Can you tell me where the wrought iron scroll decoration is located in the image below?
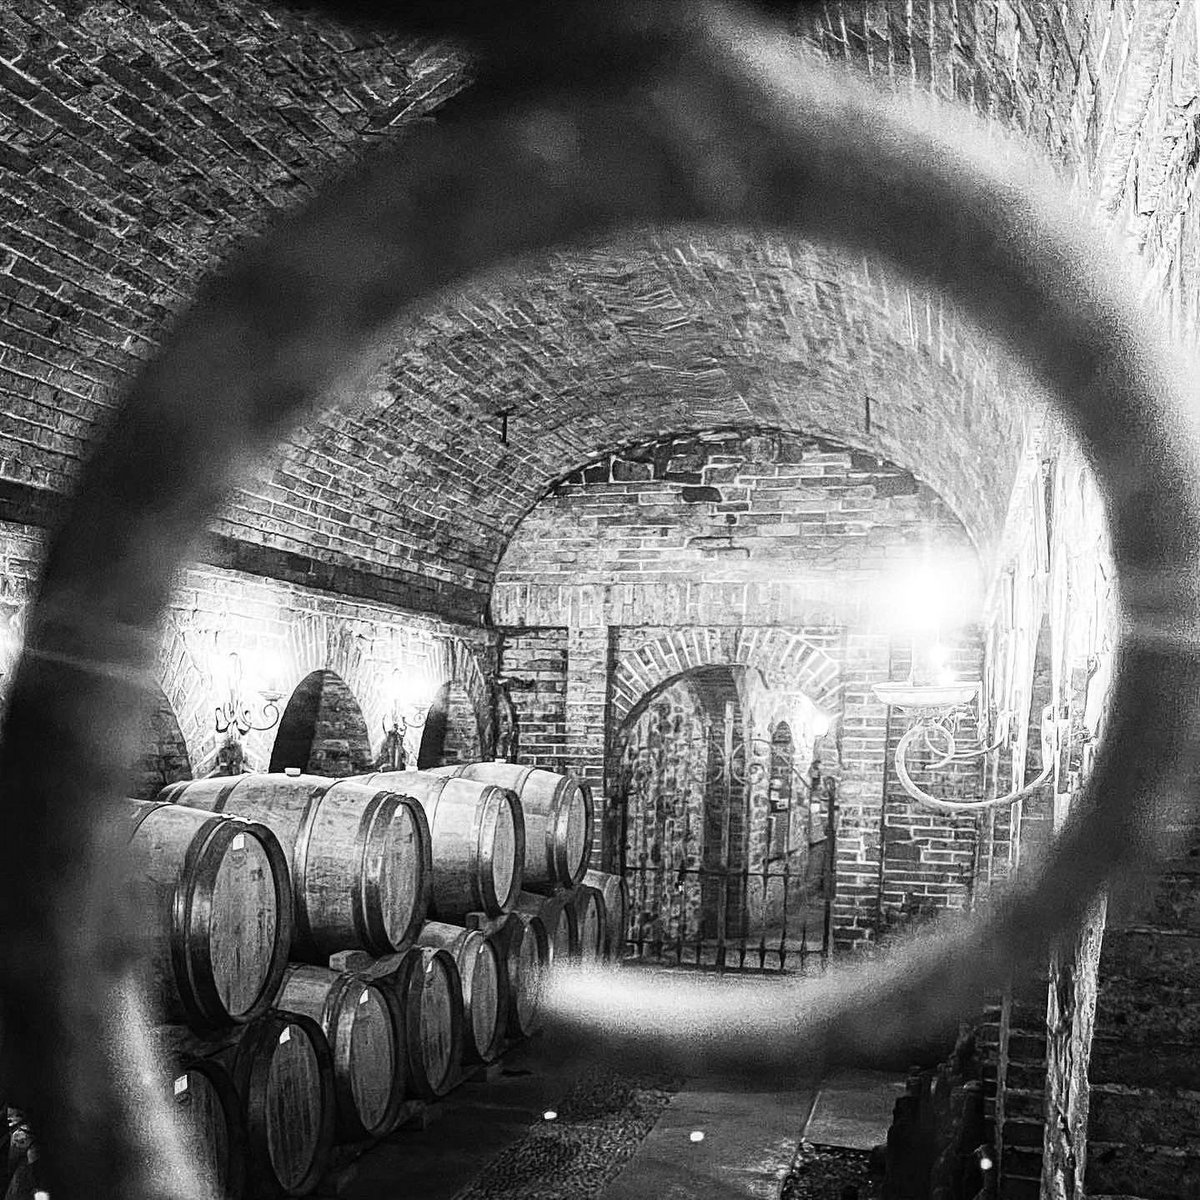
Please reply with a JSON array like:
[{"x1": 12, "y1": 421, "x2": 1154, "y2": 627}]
[{"x1": 0, "y1": 3, "x2": 1198, "y2": 1196}]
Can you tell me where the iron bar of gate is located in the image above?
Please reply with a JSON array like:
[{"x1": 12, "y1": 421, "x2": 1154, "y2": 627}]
[{"x1": 621, "y1": 728, "x2": 835, "y2": 973}]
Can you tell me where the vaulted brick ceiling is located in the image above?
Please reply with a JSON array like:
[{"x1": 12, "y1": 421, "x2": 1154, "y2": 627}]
[
  {"x1": 229, "y1": 233, "x2": 1037, "y2": 612},
  {"x1": 0, "y1": 0, "x2": 1120, "y2": 621}
]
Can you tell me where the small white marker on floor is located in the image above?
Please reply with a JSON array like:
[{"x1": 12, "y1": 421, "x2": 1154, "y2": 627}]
[
  {"x1": 543, "y1": 1110, "x2": 558, "y2": 1121},
  {"x1": 689, "y1": 1131, "x2": 705, "y2": 1143}
]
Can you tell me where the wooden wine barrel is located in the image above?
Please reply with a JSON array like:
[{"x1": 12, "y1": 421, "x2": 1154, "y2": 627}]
[
  {"x1": 429, "y1": 763, "x2": 592, "y2": 894},
  {"x1": 159, "y1": 775, "x2": 432, "y2": 961},
  {"x1": 362, "y1": 945, "x2": 463, "y2": 1099},
  {"x1": 516, "y1": 890, "x2": 577, "y2": 967},
  {"x1": 504, "y1": 911, "x2": 549, "y2": 1038},
  {"x1": 275, "y1": 964, "x2": 405, "y2": 1141},
  {"x1": 583, "y1": 869, "x2": 630, "y2": 961},
  {"x1": 167, "y1": 1057, "x2": 248, "y2": 1200},
  {"x1": 569, "y1": 884, "x2": 607, "y2": 966},
  {"x1": 228, "y1": 1010, "x2": 336, "y2": 1198},
  {"x1": 351, "y1": 771, "x2": 523, "y2": 919},
  {"x1": 123, "y1": 797, "x2": 292, "y2": 1027},
  {"x1": 417, "y1": 920, "x2": 506, "y2": 1064}
]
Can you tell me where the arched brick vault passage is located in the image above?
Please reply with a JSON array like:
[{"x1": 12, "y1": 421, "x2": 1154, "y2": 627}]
[
  {"x1": 249, "y1": 235, "x2": 1038, "y2": 617},
  {"x1": 610, "y1": 628, "x2": 841, "y2": 734},
  {"x1": 0, "y1": 0, "x2": 1170, "y2": 623}
]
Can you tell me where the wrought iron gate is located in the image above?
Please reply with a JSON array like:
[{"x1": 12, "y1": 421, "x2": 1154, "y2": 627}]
[{"x1": 621, "y1": 734, "x2": 837, "y2": 972}]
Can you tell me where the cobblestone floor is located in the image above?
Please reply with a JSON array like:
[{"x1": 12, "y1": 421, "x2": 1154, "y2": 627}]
[
  {"x1": 780, "y1": 1144, "x2": 883, "y2": 1200},
  {"x1": 451, "y1": 1066, "x2": 681, "y2": 1200}
]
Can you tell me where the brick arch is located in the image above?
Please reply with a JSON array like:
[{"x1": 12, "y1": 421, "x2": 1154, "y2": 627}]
[
  {"x1": 414, "y1": 636, "x2": 494, "y2": 759},
  {"x1": 154, "y1": 614, "x2": 215, "y2": 778},
  {"x1": 269, "y1": 668, "x2": 374, "y2": 777},
  {"x1": 127, "y1": 680, "x2": 193, "y2": 800},
  {"x1": 610, "y1": 629, "x2": 840, "y2": 733}
]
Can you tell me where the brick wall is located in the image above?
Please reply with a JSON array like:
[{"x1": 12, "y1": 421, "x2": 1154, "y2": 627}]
[
  {"x1": 0, "y1": 517, "x2": 495, "y2": 788},
  {"x1": 496, "y1": 628, "x2": 569, "y2": 773},
  {"x1": 494, "y1": 430, "x2": 989, "y2": 947},
  {"x1": 0, "y1": 3, "x2": 1055, "y2": 626},
  {"x1": 496, "y1": 430, "x2": 981, "y2": 630},
  {"x1": 879, "y1": 634, "x2": 987, "y2": 930}
]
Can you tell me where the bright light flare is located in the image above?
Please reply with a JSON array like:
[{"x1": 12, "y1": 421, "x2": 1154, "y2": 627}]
[
  {"x1": 878, "y1": 555, "x2": 983, "y2": 634},
  {"x1": 391, "y1": 669, "x2": 437, "y2": 713}
]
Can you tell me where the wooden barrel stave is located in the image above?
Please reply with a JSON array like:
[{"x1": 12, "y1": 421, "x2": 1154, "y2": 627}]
[
  {"x1": 159, "y1": 776, "x2": 431, "y2": 961},
  {"x1": 229, "y1": 1010, "x2": 336, "y2": 1199},
  {"x1": 124, "y1": 797, "x2": 292, "y2": 1028},
  {"x1": 428, "y1": 763, "x2": 593, "y2": 894},
  {"x1": 352, "y1": 771, "x2": 523, "y2": 919},
  {"x1": 416, "y1": 919, "x2": 506, "y2": 1064},
  {"x1": 502, "y1": 911, "x2": 549, "y2": 1038},
  {"x1": 569, "y1": 884, "x2": 607, "y2": 966},
  {"x1": 583, "y1": 868, "x2": 630, "y2": 961},
  {"x1": 167, "y1": 1056, "x2": 248, "y2": 1200},
  {"x1": 275, "y1": 964, "x2": 404, "y2": 1142},
  {"x1": 516, "y1": 890, "x2": 578, "y2": 968},
  {"x1": 359, "y1": 945, "x2": 464, "y2": 1100}
]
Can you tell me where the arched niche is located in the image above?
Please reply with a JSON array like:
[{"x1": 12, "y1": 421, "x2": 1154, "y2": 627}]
[
  {"x1": 268, "y1": 669, "x2": 373, "y2": 777},
  {"x1": 128, "y1": 684, "x2": 192, "y2": 800},
  {"x1": 616, "y1": 664, "x2": 832, "y2": 969},
  {"x1": 416, "y1": 678, "x2": 484, "y2": 770}
]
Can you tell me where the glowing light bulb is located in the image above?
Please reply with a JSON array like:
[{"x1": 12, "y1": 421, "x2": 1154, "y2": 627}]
[
  {"x1": 979, "y1": 1154, "x2": 994, "y2": 1172},
  {"x1": 812, "y1": 712, "x2": 831, "y2": 737},
  {"x1": 543, "y1": 1110, "x2": 558, "y2": 1121},
  {"x1": 689, "y1": 1130, "x2": 705, "y2": 1143}
]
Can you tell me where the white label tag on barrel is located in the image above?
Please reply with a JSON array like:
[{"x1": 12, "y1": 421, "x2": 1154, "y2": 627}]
[
  {"x1": 173, "y1": 1075, "x2": 189, "y2": 1096},
  {"x1": 358, "y1": 989, "x2": 369, "y2": 1004},
  {"x1": 231, "y1": 833, "x2": 245, "y2": 852},
  {"x1": 279, "y1": 1027, "x2": 291, "y2": 1045}
]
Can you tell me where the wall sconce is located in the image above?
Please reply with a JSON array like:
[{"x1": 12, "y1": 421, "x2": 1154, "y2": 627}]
[
  {"x1": 873, "y1": 677, "x2": 1058, "y2": 813},
  {"x1": 379, "y1": 672, "x2": 436, "y2": 771},
  {"x1": 387, "y1": 672, "x2": 435, "y2": 730},
  {"x1": 213, "y1": 648, "x2": 284, "y2": 737}
]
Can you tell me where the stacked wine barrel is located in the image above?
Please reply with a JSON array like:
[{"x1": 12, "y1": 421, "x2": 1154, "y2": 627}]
[
  {"x1": 52, "y1": 762, "x2": 624, "y2": 1198},
  {"x1": 148, "y1": 773, "x2": 459, "y2": 1196}
]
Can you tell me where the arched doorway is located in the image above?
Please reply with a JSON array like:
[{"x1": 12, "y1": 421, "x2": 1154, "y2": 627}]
[
  {"x1": 269, "y1": 670, "x2": 373, "y2": 777},
  {"x1": 615, "y1": 666, "x2": 832, "y2": 971}
]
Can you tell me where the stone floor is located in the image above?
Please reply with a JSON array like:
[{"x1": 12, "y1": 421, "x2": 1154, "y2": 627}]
[{"x1": 334, "y1": 1041, "x2": 900, "y2": 1200}]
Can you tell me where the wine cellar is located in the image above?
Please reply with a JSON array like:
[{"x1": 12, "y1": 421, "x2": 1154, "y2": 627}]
[{"x1": 3, "y1": 2, "x2": 1200, "y2": 1199}]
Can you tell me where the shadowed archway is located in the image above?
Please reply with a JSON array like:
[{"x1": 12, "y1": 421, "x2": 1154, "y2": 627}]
[{"x1": 268, "y1": 669, "x2": 373, "y2": 777}]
